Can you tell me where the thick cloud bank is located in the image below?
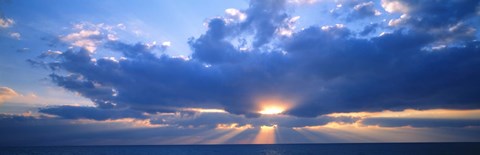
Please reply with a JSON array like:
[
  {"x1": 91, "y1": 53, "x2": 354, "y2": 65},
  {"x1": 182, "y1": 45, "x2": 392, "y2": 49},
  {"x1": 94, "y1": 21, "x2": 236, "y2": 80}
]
[{"x1": 36, "y1": 0, "x2": 480, "y2": 119}]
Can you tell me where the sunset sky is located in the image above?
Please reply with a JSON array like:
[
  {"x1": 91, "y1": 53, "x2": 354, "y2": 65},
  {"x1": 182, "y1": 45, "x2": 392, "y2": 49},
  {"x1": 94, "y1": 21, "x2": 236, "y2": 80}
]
[{"x1": 1, "y1": 0, "x2": 480, "y2": 145}]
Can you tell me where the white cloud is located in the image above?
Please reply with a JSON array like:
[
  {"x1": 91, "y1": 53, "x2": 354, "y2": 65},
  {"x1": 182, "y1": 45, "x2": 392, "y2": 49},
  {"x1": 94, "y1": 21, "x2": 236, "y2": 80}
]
[
  {"x1": 61, "y1": 22, "x2": 128, "y2": 52},
  {"x1": 161, "y1": 41, "x2": 171, "y2": 47},
  {"x1": 354, "y1": 1, "x2": 373, "y2": 10},
  {"x1": 145, "y1": 41, "x2": 157, "y2": 49},
  {"x1": 107, "y1": 34, "x2": 118, "y2": 41},
  {"x1": 225, "y1": 8, "x2": 247, "y2": 22},
  {"x1": 39, "y1": 50, "x2": 63, "y2": 58},
  {"x1": 354, "y1": 1, "x2": 382, "y2": 16},
  {"x1": 9, "y1": 32, "x2": 21, "y2": 40},
  {"x1": 117, "y1": 23, "x2": 126, "y2": 30},
  {"x1": 0, "y1": 17, "x2": 15, "y2": 28},
  {"x1": 61, "y1": 30, "x2": 101, "y2": 52},
  {"x1": 277, "y1": 16, "x2": 301, "y2": 37},
  {"x1": 381, "y1": 0, "x2": 409, "y2": 13},
  {"x1": 62, "y1": 30, "x2": 101, "y2": 41},
  {"x1": 288, "y1": 0, "x2": 318, "y2": 5},
  {"x1": 72, "y1": 39, "x2": 97, "y2": 52},
  {"x1": 321, "y1": 24, "x2": 345, "y2": 30},
  {"x1": 171, "y1": 55, "x2": 191, "y2": 61},
  {"x1": 388, "y1": 14, "x2": 409, "y2": 26}
]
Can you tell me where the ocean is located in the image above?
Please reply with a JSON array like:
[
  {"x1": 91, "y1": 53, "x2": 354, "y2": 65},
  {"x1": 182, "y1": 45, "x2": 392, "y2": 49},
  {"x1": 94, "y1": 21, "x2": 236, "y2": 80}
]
[{"x1": 1, "y1": 143, "x2": 479, "y2": 155}]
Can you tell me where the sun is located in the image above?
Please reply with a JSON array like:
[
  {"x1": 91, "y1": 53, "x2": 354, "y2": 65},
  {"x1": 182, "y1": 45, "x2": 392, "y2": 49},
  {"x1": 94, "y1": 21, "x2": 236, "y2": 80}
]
[
  {"x1": 256, "y1": 97, "x2": 293, "y2": 115},
  {"x1": 259, "y1": 106, "x2": 285, "y2": 115}
]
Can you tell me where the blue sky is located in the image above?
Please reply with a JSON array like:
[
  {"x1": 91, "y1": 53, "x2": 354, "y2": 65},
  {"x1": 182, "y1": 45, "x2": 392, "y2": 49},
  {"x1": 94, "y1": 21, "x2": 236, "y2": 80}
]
[{"x1": 1, "y1": 0, "x2": 480, "y2": 145}]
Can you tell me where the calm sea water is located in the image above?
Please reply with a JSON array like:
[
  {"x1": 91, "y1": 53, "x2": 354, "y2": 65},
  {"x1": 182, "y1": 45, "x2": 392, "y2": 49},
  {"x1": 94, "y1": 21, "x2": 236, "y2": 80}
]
[{"x1": 1, "y1": 143, "x2": 480, "y2": 155}]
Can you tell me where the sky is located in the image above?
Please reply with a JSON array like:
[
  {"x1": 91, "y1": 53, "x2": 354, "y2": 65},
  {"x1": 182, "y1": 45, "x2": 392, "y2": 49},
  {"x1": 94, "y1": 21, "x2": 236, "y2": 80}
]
[{"x1": 0, "y1": 0, "x2": 480, "y2": 146}]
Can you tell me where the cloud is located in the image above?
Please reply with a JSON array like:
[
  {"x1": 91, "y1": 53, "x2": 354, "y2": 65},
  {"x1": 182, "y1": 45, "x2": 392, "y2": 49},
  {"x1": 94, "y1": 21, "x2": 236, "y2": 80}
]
[
  {"x1": 60, "y1": 22, "x2": 123, "y2": 53},
  {"x1": 288, "y1": 0, "x2": 318, "y2": 5},
  {"x1": 38, "y1": 50, "x2": 62, "y2": 59},
  {"x1": 160, "y1": 41, "x2": 171, "y2": 51},
  {"x1": 0, "y1": 114, "x2": 204, "y2": 146},
  {"x1": 61, "y1": 30, "x2": 102, "y2": 52},
  {"x1": 16, "y1": 47, "x2": 29, "y2": 53},
  {"x1": 151, "y1": 112, "x2": 357, "y2": 128},
  {"x1": 330, "y1": 109, "x2": 480, "y2": 128},
  {"x1": 381, "y1": 0, "x2": 409, "y2": 13},
  {"x1": 362, "y1": 118, "x2": 480, "y2": 128},
  {"x1": 225, "y1": 8, "x2": 247, "y2": 22},
  {"x1": 285, "y1": 28, "x2": 480, "y2": 116},
  {"x1": 0, "y1": 16, "x2": 14, "y2": 28},
  {"x1": 359, "y1": 23, "x2": 380, "y2": 36},
  {"x1": 1, "y1": 0, "x2": 480, "y2": 146},
  {"x1": 382, "y1": 0, "x2": 479, "y2": 45},
  {"x1": 39, "y1": 106, "x2": 147, "y2": 121},
  {"x1": 0, "y1": 87, "x2": 18, "y2": 104},
  {"x1": 161, "y1": 41, "x2": 171, "y2": 47},
  {"x1": 355, "y1": 2, "x2": 381, "y2": 14},
  {"x1": 38, "y1": 104, "x2": 356, "y2": 130},
  {"x1": 116, "y1": 23, "x2": 126, "y2": 30},
  {"x1": 9, "y1": 32, "x2": 20, "y2": 40},
  {"x1": 330, "y1": 0, "x2": 382, "y2": 21},
  {"x1": 0, "y1": 111, "x2": 352, "y2": 145},
  {"x1": 1, "y1": 113, "x2": 480, "y2": 146},
  {"x1": 31, "y1": 0, "x2": 480, "y2": 120}
]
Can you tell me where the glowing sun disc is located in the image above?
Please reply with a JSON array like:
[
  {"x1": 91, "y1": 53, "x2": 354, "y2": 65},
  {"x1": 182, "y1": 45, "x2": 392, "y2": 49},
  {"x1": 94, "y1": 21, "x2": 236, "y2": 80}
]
[{"x1": 259, "y1": 106, "x2": 284, "y2": 115}]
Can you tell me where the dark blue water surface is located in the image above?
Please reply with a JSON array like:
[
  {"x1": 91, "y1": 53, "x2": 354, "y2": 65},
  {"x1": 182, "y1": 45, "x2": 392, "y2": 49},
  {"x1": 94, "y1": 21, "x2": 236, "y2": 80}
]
[{"x1": 1, "y1": 143, "x2": 479, "y2": 155}]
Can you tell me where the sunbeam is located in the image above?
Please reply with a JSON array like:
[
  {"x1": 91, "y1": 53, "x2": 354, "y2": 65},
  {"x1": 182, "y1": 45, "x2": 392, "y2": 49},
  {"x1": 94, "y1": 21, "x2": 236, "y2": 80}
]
[
  {"x1": 253, "y1": 125, "x2": 277, "y2": 144},
  {"x1": 207, "y1": 124, "x2": 253, "y2": 144}
]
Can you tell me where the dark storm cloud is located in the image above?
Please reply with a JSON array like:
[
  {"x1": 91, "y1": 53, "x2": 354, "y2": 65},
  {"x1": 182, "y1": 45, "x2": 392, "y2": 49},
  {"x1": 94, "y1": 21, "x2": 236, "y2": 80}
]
[
  {"x1": 285, "y1": 29, "x2": 480, "y2": 116},
  {"x1": 36, "y1": 0, "x2": 480, "y2": 120},
  {"x1": 47, "y1": 46, "x2": 228, "y2": 112},
  {"x1": 39, "y1": 106, "x2": 147, "y2": 121}
]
